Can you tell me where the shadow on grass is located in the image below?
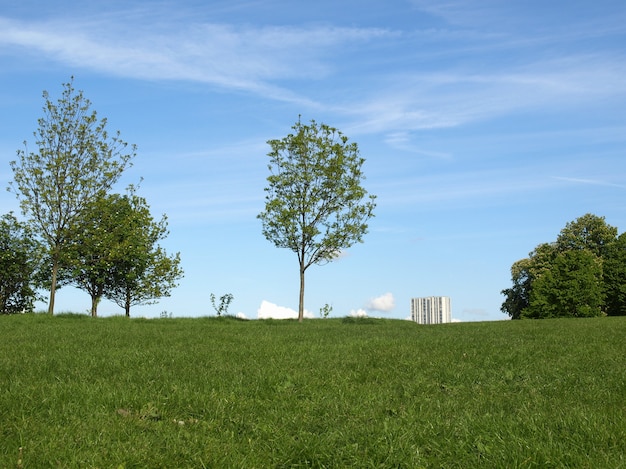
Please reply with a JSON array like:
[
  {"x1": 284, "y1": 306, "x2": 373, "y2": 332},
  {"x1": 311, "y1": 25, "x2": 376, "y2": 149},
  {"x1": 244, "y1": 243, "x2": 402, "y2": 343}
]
[{"x1": 341, "y1": 316, "x2": 381, "y2": 325}]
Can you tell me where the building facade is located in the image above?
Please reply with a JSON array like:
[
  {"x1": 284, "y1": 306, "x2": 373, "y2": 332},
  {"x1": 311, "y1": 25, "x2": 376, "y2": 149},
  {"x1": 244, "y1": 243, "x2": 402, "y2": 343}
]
[{"x1": 410, "y1": 296, "x2": 451, "y2": 324}]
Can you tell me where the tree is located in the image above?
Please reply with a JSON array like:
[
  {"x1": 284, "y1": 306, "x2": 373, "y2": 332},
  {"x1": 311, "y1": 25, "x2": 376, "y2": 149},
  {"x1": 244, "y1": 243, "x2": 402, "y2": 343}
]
[
  {"x1": 107, "y1": 247, "x2": 183, "y2": 317},
  {"x1": 501, "y1": 258, "x2": 532, "y2": 320},
  {"x1": 65, "y1": 193, "x2": 137, "y2": 316},
  {"x1": 101, "y1": 192, "x2": 183, "y2": 317},
  {"x1": 501, "y1": 243, "x2": 556, "y2": 319},
  {"x1": 210, "y1": 293, "x2": 234, "y2": 317},
  {"x1": 0, "y1": 213, "x2": 43, "y2": 314},
  {"x1": 258, "y1": 118, "x2": 376, "y2": 322},
  {"x1": 523, "y1": 250, "x2": 604, "y2": 318},
  {"x1": 9, "y1": 78, "x2": 135, "y2": 314},
  {"x1": 501, "y1": 214, "x2": 619, "y2": 319},
  {"x1": 555, "y1": 213, "x2": 617, "y2": 257},
  {"x1": 603, "y1": 233, "x2": 626, "y2": 316}
]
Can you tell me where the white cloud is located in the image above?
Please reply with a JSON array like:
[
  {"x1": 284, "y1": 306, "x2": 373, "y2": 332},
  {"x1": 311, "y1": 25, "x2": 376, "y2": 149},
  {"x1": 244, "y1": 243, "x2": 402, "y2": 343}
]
[
  {"x1": 366, "y1": 292, "x2": 395, "y2": 312},
  {"x1": 331, "y1": 249, "x2": 350, "y2": 260},
  {"x1": 2, "y1": 9, "x2": 624, "y2": 136},
  {"x1": 0, "y1": 15, "x2": 389, "y2": 106},
  {"x1": 236, "y1": 312, "x2": 248, "y2": 320},
  {"x1": 349, "y1": 309, "x2": 368, "y2": 318},
  {"x1": 257, "y1": 300, "x2": 314, "y2": 320}
]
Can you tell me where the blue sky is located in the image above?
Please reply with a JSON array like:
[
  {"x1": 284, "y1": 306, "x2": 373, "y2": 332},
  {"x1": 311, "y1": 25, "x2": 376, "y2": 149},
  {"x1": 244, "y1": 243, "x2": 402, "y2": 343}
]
[{"x1": 1, "y1": 0, "x2": 625, "y2": 320}]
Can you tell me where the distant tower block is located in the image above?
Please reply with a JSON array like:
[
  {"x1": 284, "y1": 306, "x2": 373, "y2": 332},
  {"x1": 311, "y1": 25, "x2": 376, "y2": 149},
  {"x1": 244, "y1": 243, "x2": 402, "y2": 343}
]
[{"x1": 410, "y1": 296, "x2": 451, "y2": 324}]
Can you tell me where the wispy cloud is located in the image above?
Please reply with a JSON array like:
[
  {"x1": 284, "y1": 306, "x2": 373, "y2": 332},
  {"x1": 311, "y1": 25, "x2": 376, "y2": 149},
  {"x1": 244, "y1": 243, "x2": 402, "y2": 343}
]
[
  {"x1": 373, "y1": 167, "x2": 558, "y2": 209},
  {"x1": 344, "y1": 56, "x2": 626, "y2": 135},
  {"x1": 0, "y1": 15, "x2": 389, "y2": 106},
  {"x1": 1, "y1": 3, "x2": 624, "y2": 139},
  {"x1": 383, "y1": 132, "x2": 452, "y2": 159},
  {"x1": 410, "y1": 0, "x2": 626, "y2": 38},
  {"x1": 553, "y1": 176, "x2": 626, "y2": 190}
]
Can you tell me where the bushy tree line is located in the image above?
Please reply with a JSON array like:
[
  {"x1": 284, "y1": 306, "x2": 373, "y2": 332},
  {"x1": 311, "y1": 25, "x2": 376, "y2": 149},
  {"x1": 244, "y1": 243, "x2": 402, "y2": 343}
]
[
  {"x1": 2, "y1": 79, "x2": 182, "y2": 316},
  {"x1": 501, "y1": 213, "x2": 626, "y2": 319}
]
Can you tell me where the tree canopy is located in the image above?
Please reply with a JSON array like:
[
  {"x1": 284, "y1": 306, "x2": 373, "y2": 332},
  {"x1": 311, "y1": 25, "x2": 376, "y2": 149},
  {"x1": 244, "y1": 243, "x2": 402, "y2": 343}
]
[
  {"x1": 66, "y1": 189, "x2": 183, "y2": 317},
  {"x1": 524, "y1": 250, "x2": 604, "y2": 319},
  {"x1": 555, "y1": 213, "x2": 618, "y2": 257},
  {"x1": 0, "y1": 213, "x2": 43, "y2": 314},
  {"x1": 603, "y1": 233, "x2": 626, "y2": 317},
  {"x1": 502, "y1": 214, "x2": 623, "y2": 319},
  {"x1": 101, "y1": 191, "x2": 183, "y2": 317},
  {"x1": 9, "y1": 79, "x2": 135, "y2": 314},
  {"x1": 258, "y1": 118, "x2": 376, "y2": 321}
]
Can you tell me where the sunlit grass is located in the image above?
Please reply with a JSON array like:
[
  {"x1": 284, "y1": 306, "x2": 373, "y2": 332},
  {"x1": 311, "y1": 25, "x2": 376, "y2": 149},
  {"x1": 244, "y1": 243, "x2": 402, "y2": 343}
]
[{"x1": 1, "y1": 314, "x2": 624, "y2": 467}]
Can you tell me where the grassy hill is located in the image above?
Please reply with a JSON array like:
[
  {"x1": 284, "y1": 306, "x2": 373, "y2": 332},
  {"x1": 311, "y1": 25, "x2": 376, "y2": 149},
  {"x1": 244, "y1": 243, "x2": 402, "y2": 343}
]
[{"x1": 1, "y1": 314, "x2": 624, "y2": 468}]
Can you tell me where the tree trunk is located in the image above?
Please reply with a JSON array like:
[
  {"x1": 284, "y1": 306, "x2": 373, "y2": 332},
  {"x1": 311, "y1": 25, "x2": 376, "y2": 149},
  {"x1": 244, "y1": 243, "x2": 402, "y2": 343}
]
[
  {"x1": 125, "y1": 289, "x2": 131, "y2": 317},
  {"x1": 298, "y1": 264, "x2": 305, "y2": 322},
  {"x1": 48, "y1": 256, "x2": 58, "y2": 315},
  {"x1": 90, "y1": 294, "x2": 99, "y2": 317}
]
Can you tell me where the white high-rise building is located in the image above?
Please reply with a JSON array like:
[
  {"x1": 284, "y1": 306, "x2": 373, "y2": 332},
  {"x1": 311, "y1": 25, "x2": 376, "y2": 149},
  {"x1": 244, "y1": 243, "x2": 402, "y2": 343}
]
[{"x1": 411, "y1": 296, "x2": 451, "y2": 324}]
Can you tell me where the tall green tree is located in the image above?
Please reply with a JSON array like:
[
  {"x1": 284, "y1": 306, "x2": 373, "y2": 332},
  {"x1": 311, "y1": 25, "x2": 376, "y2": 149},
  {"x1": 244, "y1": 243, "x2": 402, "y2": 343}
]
[
  {"x1": 524, "y1": 250, "x2": 604, "y2": 318},
  {"x1": 67, "y1": 190, "x2": 183, "y2": 317},
  {"x1": 502, "y1": 213, "x2": 619, "y2": 319},
  {"x1": 9, "y1": 79, "x2": 135, "y2": 315},
  {"x1": 102, "y1": 192, "x2": 183, "y2": 317},
  {"x1": 0, "y1": 213, "x2": 43, "y2": 314},
  {"x1": 258, "y1": 118, "x2": 376, "y2": 322},
  {"x1": 555, "y1": 213, "x2": 617, "y2": 257},
  {"x1": 501, "y1": 243, "x2": 556, "y2": 319},
  {"x1": 603, "y1": 233, "x2": 626, "y2": 316},
  {"x1": 66, "y1": 193, "x2": 134, "y2": 316},
  {"x1": 107, "y1": 248, "x2": 183, "y2": 318}
]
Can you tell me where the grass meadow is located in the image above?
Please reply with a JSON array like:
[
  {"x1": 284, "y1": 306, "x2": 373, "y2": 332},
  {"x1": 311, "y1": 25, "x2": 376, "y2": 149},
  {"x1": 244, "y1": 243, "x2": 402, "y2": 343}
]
[{"x1": 0, "y1": 314, "x2": 624, "y2": 468}]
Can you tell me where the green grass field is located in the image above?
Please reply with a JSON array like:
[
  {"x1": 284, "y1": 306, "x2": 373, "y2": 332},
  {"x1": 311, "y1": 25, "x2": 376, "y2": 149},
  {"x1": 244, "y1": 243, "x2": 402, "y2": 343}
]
[{"x1": 1, "y1": 314, "x2": 624, "y2": 468}]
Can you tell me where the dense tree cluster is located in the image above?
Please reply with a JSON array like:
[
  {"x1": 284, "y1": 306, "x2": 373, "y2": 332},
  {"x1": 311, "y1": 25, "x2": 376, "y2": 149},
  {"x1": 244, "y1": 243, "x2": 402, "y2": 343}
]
[
  {"x1": 501, "y1": 213, "x2": 626, "y2": 319},
  {"x1": 4, "y1": 79, "x2": 182, "y2": 316},
  {"x1": 63, "y1": 189, "x2": 183, "y2": 317},
  {"x1": 0, "y1": 213, "x2": 44, "y2": 314}
]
